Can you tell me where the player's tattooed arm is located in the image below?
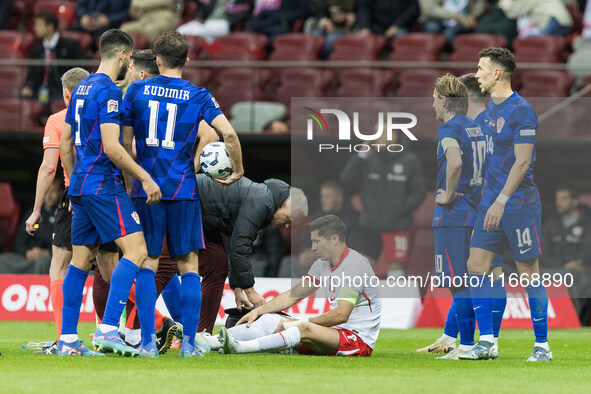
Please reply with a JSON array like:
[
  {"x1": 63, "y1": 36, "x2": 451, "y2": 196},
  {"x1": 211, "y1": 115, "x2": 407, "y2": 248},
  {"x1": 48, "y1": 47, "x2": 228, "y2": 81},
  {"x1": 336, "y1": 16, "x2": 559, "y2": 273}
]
[
  {"x1": 210, "y1": 114, "x2": 244, "y2": 185},
  {"x1": 60, "y1": 123, "x2": 75, "y2": 180},
  {"x1": 101, "y1": 123, "x2": 162, "y2": 204},
  {"x1": 121, "y1": 125, "x2": 136, "y2": 194},
  {"x1": 194, "y1": 120, "x2": 220, "y2": 173},
  {"x1": 484, "y1": 143, "x2": 534, "y2": 231}
]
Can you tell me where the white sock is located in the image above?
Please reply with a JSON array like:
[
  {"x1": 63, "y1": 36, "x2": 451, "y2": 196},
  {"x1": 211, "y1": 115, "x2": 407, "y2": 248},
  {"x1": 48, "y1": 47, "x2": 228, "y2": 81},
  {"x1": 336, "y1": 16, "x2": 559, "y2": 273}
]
[
  {"x1": 479, "y1": 334, "x2": 494, "y2": 343},
  {"x1": 494, "y1": 337, "x2": 498, "y2": 345},
  {"x1": 535, "y1": 341, "x2": 550, "y2": 351},
  {"x1": 238, "y1": 326, "x2": 301, "y2": 354},
  {"x1": 205, "y1": 334, "x2": 221, "y2": 350},
  {"x1": 228, "y1": 313, "x2": 281, "y2": 341},
  {"x1": 388, "y1": 270, "x2": 404, "y2": 278},
  {"x1": 60, "y1": 334, "x2": 78, "y2": 343},
  {"x1": 459, "y1": 344, "x2": 474, "y2": 351},
  {"x1": 98, "y1": 323, "x2": 118, "y2": 333},
  {"x1": 440, "y1": 334, "x2": 456, "y2": 345},
  {"x1": 125, "y1": 328, "x2": 141, "y2": 346}
]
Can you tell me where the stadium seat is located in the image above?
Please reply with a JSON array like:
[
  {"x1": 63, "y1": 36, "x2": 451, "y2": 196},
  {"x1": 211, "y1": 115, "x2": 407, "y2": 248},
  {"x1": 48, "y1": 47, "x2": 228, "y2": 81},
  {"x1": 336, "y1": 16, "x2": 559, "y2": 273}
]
[
  {"x1": 389, "y1": 33, "x2": 446, "y2": 62},
  {"x1": 184, "y1": 35, "x2": 205, "y2": 60},
  {"x1": 451, "y1": 34, "x2": 507, "y2": 56},
  {"x1": 271, "y1": 33, "x2": 325, "y2": 59},
  {"x1": 274, "y1": 84, "x2": 325, "y2": 114},
  {"x1": 0, "y1": 182, "x2": 20, "y2": 252},
  {"x1": 519, "y1": 70, "x2": 575, "y2": 97},
  {"x1": 278, "y1": 68, "x2": 333, "y2": 91},
  {"x1": 395, "y1": 68, "x2": 444, "y2": 97},
  {"x1": 212, "y1": 82, "x2": 267, "y2": 111},
  {"x1": 213, "y1": 68, "x2": 271, "y2": 90},
  {"x1": 182, "y1": 67, "x2": 213, "y2": 87},
  {"x1": 0, "y1": 31, "x2": 35, "y2": 56},
  {"x1": 336, "y1": 68, "x2": 393, "y2": 97},
  {"x1": 331, "y1": 34, "x2": 386, "y2": 57},
  {"x1": 209, "y1": 49, "x2": 259, "y2": 61},
  {"x1": 181, "y1": 0, "x2": 198, "y2": 24},
  {"x1": 0, "y1": 99, "x2": 45, "y2": 131},
  {"x1": 0, "y1": 66, "x2": 27, "y2": 98},
  {"x1": 268, "y1": 48, "x2": 319, "y2": 62},
  {"x1": 209, "y1": 32, "x2": 268, "y2": 60},
  {"x1": 127, "y1": 32, "x2": 150, "y2": 50},
  {"x1": 33, "y1": 0, "x2": 77, "y2": 31},
  {"x1": 61, "y1": 31, "x2": 93, "y2": 53},
  {"x1": 513, "y1": 36, "x2": 569, "y2": 63},
  {"x1": 229, "y1": 101, "x2": 287, "y2": 132},
  {"x1": 51, "y1": 99, "x2": 67, "y2": 114}
]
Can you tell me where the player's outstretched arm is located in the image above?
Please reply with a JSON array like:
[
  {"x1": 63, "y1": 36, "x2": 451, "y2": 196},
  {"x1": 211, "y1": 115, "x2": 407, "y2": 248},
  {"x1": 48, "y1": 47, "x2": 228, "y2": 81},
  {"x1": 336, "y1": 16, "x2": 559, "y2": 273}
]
[
  {"x1": 194, "y1": 120, "x2": 220, "y2": 173},
  {"x1": 210, "y1": 114, "x2": 244, "y2": 185},
  {"x1": 237, "y1": 280, "x2": 318, "y2": 327},
  {"x1": 484, "y1": 143, "x2": 534, "y2": 232},
  {"x1": 101, "y1": 123, "x2": 162, "y2": 204},
  {"x1": 60, "y1": 123, "x2": 75, "y2": 180},
  {"x1": 25, "y1": 148, "x2": 60, "y2": 235},
  {"x1": 436, "y1": 145, "x2": 463, "y2": 205}
]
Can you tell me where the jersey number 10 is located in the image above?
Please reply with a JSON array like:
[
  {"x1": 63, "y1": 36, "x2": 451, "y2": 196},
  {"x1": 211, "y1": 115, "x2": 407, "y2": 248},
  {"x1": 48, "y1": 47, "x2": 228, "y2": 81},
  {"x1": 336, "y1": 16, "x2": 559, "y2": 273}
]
[
  {"x1": 146, "y1": 100, "x2": 178, "y2": 149},
  {"x1": 470, "y1": 140, "x2": 486, "y2": 187}
]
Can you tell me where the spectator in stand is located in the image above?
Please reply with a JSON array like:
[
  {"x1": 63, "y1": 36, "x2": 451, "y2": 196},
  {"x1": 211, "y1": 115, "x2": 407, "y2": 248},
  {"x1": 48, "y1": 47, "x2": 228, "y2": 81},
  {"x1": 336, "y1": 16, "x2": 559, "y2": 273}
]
[
  {"x1": 541, "y1": 184, "x2": 591, "y2": 324},
  {"x1": 262, "y1": 120, "x2": 289, "y2": 134},
  {"x1": 0, "y1": 0, "x2": 13, "y2": 29},
  {"x1": 419, "y1": 0, "x2": 486, "y2": 43},
  {"x1": 475, "y1": 1, "x2": 517, "y2": 48},
  {"x1": 0, "y1": 180, "x2": 62, "y2": 274},
  {"x1": 357, "y1": 0, "x2": 420, "y2": 38},
  {"x1": 177, "y1": 0, "x2": 231, "y2": 43},
  {"x1": 306, "y1": 0, "x2": 358, "y2": 56},
  {"x1": 499, "y1": 0, "x2": 572, "y2": 38},
  {"x1": 299, "y1": 180, "x2": 360, "y2": 273},
  {"x1": 340, "y1": 128, "x2": 426, "y2": 278},
  {"x1": 248, "y1": 0, "x2": 310, "y2": 41},
  {"x1": 121, "y1": 0, "x2": 182, "y2": 45},
  {"x1": 74, "y1": 0, "x2": 132, "y2": 42},
  {"x1": 21, "y1": 11, "x2": 85, "y2": 114}
]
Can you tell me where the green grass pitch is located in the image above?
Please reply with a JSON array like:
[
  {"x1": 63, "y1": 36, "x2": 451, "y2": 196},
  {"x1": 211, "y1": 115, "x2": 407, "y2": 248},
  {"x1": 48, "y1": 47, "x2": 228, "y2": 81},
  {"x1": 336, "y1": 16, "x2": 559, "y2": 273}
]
[{"x1": 1, "y1": 321, "x2": 590, "y2": 393}]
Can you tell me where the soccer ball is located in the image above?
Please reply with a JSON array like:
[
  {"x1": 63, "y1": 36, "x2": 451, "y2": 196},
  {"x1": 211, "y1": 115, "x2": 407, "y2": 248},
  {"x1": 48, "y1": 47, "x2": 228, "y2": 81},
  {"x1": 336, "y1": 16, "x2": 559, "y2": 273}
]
[{"x1": 199, "y1": 142, "x2": 233, "y2": 179}]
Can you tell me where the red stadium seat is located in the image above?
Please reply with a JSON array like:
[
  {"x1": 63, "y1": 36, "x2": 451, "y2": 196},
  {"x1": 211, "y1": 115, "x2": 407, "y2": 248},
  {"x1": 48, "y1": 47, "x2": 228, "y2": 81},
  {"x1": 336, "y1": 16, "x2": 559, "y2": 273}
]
[
  {"x1": 209, "y1": 49, "x2": 259, "y2": 61},
  {"x1": 211, "y1": 82, "x2": 267, "y2": 111},
  {"x1": 512, "y1": 36, "x2": 568, "y2": 63},
  {"x1": 209, "y1": 32, "x2": 268, "y2": 60},
  {"x1": 272, "y1": 33, "x2": 325, "y2": 58},
  {"x1": 51, "y1": 99, "x2": 67, "y2": 114},
  {"x1": 520, "y1": 70, "x2": 575, "y2": 97},
  {"x1": 0, "y1": 99, "x2": 45, "y2": 131},
  {"x1": 213, "y1": 68, "x2": 271, "y2": 90},
  {"x1": 279, "y1": 68, "x2": 333, "y2": 91},
  {"x1": 268, "y1": 50, "x2": 319, "y2": 62},
  {"x1": 0, "y1": 66, "x2": 27, "y2": 99},
  {"x1": 395, "y1": 68, "x2": 444, "y2": 97},
  {"x1": 181, "y1": 0, "x2": 199, "y2": 24},
  {"x1": 184, "y1": 35, "x2": 206, "y2": 61},
  {"x1": 274, "y1": 84, "x2": 325, "y2": 111},
  {"x1": 61, "y1": 31, "x2": 93, "y2": 53},
  {"x1": 182, "y1": 67, "x2": 213, "y2": 87},
  {"x1": 336, "y1": 68, "x2": 393, "y2": 97},
  {"x1": 33, "y1": 0, "x2": 77, "y2": 31},
  {"x1": 0, "y1": 182, "x2": 20, "y2": 253},
  {"x1": 331, "y1": 34, "x2": 386, "y2": 57},
  {"x1": 389, "y1": 33, "x2": 446, "y2": 62},
  {"x1": 127, "y1": 32, "x2": 150, "y2": 49},
  {"x1": 449, "y1": 34, "x2": 507, "y2": 73},
  {"x1": 0, "y1": 31, "x2": 35, "y2": 56}
]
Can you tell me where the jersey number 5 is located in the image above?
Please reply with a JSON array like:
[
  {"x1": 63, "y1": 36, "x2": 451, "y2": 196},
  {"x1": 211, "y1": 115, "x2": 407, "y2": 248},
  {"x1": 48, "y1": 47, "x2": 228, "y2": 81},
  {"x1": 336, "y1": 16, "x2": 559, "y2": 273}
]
[
  {"x1": 74, "y1": 99, "x2": 84, "y2": 146},
  {"x1": 146, "y1": 100, "x2": 178, "y2": 149}
]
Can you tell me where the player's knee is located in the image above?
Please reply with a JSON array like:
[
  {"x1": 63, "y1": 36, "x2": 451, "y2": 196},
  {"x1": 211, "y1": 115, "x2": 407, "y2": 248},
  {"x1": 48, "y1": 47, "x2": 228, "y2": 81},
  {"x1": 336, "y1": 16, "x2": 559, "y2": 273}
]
[
  {"x1": 124, "y1": 245, "x2": 148, "y2": 265},
  {"x1": 297, "y1": 322, "x2": 313, "y2": 339}
]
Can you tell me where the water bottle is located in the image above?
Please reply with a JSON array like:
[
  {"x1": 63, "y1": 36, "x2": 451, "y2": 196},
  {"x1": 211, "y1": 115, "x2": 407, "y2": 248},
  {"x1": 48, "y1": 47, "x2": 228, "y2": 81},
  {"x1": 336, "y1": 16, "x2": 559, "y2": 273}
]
[{"x1": 22, "y1": 341, "x2": 53, "y2": 349}]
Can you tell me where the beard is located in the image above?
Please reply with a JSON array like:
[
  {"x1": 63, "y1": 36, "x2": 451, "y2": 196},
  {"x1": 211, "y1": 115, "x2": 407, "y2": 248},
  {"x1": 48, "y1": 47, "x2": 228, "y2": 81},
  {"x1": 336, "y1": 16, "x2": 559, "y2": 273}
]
[{"x1": 117, "y1": 59, "x2": 129, "y2": 81}]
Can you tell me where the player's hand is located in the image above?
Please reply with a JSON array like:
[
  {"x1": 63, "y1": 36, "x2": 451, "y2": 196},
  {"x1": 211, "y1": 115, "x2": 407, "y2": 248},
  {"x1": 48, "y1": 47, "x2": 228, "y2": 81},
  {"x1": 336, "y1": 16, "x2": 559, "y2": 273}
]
[
  {"x1": 214, "y1": 170, "x2": 243, "y2": 186},
  {"x1": 237, "y1": 308, "x2": 260, "y2": 327},
  {"x1": 68, "y1": 200, "x2": 73, "y2": 213},
  {"x1": 142, "y1": 178, "x2": 161, "y2": 205},
  {"x1": 234, "y1": 288, "x2": 254, "y2": 311},
  {"x1": 435, "y1": 188, "x2": 463, "y2": 205},
  {"x1": 244, "y1": 287, "x2": 266, "y2": 308},
  {"x1": 484, "y1": 202, "x2": 504, "y2": 232},
  {"x1": 25, "y1": 211, "x2": 41, "y2": 235}
]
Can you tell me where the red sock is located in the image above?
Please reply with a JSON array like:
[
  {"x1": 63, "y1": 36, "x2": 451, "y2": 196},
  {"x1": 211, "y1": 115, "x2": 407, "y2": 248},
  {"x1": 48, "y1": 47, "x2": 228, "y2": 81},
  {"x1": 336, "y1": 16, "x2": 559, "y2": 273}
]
[
  {"x1": 155, "y1": 309, "x2": 165, "y2": 330},
  {"x1": 126, "y1": 284, "x2": 137, "y2": 329},
  {"x1": 50, "y1": 279, "x2": 64, "y2": 340}
]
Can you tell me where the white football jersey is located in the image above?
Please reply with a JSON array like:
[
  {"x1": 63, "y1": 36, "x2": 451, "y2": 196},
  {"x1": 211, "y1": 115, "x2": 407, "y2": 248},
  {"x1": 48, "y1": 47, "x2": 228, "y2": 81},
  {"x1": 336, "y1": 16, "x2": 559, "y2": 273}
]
[{"x1": 307, "y1": 247, "x2": 382, "y2": 349}]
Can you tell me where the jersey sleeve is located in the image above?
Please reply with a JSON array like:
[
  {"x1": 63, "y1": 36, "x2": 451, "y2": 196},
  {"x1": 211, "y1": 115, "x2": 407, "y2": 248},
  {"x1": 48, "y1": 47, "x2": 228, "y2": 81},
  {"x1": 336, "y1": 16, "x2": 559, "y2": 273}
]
[
  {"x1": 198, "y1": 89, "x2": 224, "y2": 125},
  {"x1": 43, "y1": 114, "x2": 62, "y2": 150},
  {"x1": 511, "y1": 105, "x2": 537, "y2": 144},
  {"x1": 122, "y1": 82, "x2": 139, "y2": 127},
  {"x1": 438, "y1": 124, "x2": 461, "y2": 153},
  {"x1": 99, "y1": 86, "x2": 124, "y2": 125}
]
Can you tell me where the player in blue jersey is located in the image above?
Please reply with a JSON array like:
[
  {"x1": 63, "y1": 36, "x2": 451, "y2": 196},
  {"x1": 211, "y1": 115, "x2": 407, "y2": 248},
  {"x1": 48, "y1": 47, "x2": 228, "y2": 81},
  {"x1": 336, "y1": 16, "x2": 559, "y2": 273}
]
[
  {"x1": 459, "y1": 48, "x2": 551, "y2": 361},
  {"x1": 122, "y1": 31, "x2": 244, "y2": 357},
  {"x1": 58, "y1": 29, "x2": 162, "y2": 357}
]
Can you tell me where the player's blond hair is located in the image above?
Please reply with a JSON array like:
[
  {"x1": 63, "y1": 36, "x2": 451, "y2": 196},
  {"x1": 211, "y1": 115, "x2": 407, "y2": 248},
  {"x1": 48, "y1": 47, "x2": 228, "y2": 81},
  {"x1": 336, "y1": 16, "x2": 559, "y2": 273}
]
[
  {"x1": 435, "y1": 73, "x2": 469, "y2": 116},
  {"x1": 61, "y1": 67, "x2": 90, "y2": 93}
]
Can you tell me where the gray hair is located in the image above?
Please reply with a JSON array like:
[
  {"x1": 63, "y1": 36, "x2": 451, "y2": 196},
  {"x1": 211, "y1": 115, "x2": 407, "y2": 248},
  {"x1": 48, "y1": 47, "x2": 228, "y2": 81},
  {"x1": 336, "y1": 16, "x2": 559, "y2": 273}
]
[
  {"x1": 61, "y1": 67, "x2": 89, "y2": 92},
  {"x1": 289, "y1": 187, "x2": 308, "y2": 218}
]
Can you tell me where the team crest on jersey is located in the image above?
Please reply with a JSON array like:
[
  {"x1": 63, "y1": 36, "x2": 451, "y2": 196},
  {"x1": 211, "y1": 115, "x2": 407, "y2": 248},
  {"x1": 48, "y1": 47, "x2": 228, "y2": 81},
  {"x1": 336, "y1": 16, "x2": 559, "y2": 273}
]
[
  {"x1": 211, "y1": 97, "x2": 220, "y2": 108},
  {"x1": 107, "y1": 99, "x2": 118, "y2": 113},
  {"x1": 131, "y1": 211, "x2": 140, "y2": 224},
  {"x1": 496, "y1": 117, "x2": 505, "y2": 133},
  {"x1": 393, "y1": 164, "x2": 404, "y2": 174}
]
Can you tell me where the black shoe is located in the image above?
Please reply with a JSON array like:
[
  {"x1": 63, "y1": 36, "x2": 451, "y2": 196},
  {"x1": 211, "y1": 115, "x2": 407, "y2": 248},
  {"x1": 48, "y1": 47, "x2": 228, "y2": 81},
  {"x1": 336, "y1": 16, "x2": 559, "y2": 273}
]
[
  {"x1": 155, "y1": 317, "x2": 182, "y2": 354},
  {"x1": 34, "y1": 341, "x2": 57, "y2": 354}
]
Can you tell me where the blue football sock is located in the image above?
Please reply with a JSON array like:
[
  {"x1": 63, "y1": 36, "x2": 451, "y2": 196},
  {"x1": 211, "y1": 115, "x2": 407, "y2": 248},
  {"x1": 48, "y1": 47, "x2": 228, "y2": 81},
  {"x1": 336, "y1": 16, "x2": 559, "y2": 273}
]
[
  {"x1": 469, "y1": 274, "x2": 494, "y2": 338},
  {"x1": 136, "y1": 268, "x2": 157, "y2": 346},
  {"x1": 453, "y1": 287, "x2": 475, "y2": 346},
  {"x1": 443, "y1": 299, "x2": 459, "y2": 338},
  {"x1": 61, "y1": 264, "x2": 88, "y2": 335},
  {"x1": 162, "y1": 274, "x2": 182, "y2": 322},
  {"x1": 491, "y1": 278, "x2": 507, "y2": 338},
  {"x1": 525, "y1": 281, "x2": 549, "y2": 343},
  {"x1": 101, "y1": 258, "x2": 140, "y2": 327},
  {"x1": 180, "y1": 272, "x2": 202, "y2": 346}
]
